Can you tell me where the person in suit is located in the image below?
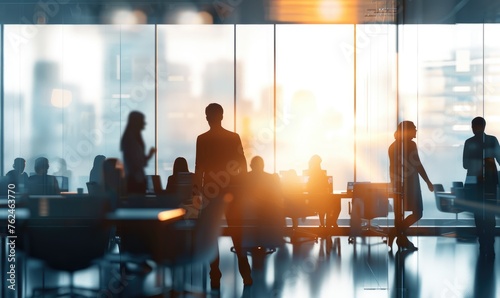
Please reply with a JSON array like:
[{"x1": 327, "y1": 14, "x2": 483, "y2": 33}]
[
  {"x1": 5, "y1": 157, "x2": 29, "y2": 192},
  {"x1": 27, "y1": 157, "x2": 60, "y2": 195},
  {"x1": 388, "y1": 121, "x2": 434, "y2": 251},
  {"x1": 194, "y1": 103, "x2": 251, "y2": 289},
  {"x1": 463, "y1": 116, "x2": 500, "y2": 260},
  {"x1": 120, "y1": 111, "x2": 156, "y2": 195}
]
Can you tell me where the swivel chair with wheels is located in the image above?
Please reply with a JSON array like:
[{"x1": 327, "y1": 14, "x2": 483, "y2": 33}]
[{"x1": 348, "y1": 182, "x2": 390, "y2": 244}]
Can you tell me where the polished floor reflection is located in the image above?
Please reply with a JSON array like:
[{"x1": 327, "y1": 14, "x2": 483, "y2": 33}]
[{"x1": 13, "y1": 234, "x2": 500, "y2": 298}]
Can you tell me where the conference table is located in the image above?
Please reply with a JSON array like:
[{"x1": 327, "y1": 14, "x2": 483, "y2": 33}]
[
  {"x1": 0, "y1": 195, "x2": 186, "y2": 298},
  {"x1": 284, "y1": 191, "x2": 353, "y2": 228}
]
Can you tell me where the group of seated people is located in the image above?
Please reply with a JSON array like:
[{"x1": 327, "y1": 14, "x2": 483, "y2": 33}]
[
  {"x1": 2, "y1": 157, "x2": 61, "y2": 195},
  {"x1": 2, "y1": 154, "x2": 338, "y2": 230}
]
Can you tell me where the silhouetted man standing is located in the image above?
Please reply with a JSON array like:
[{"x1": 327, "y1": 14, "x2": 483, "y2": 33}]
[
  {"x1": 463, "y1": 116, "x2": 500, "y2": 260},
  {"x1": 195, "y1": 103, "x2": 252, "y2": 289}
]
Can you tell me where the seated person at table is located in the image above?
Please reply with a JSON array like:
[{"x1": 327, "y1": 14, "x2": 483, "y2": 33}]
[
  {"x1": 27, "y1": 157, "x2": 60, "y2": 195},
  {"x1": 89, "y1": 155, "x2": 106, "y2": 185},
  {"x1": 87, "y1": 155, "x2": 106, "y2": 195},
  {"x1": 102, "y1": 158, "x2": 127, "y2": 207},
  {"x1": 165, "y1": 157, "x2": 194, "y2": 195},
  {"x1": 5, "y1": 157, "x2": 29, "y2": 192},
  {"x1": 244, "y1": 156, "x2": 285, "y2": 235},
  {"x1": 305, "y1": 154, "x2": 337, "y2": 228}
]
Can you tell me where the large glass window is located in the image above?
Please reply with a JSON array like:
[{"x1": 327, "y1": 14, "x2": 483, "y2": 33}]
[
  {"x1": 3, "y1": 25, "x2": 155, "y2": 191},
  {"x1": 275, "y1": 24, "x2": 355, "y2": 191},
  {"x1": 355, "y1": 24, "x2": 397, "y2": 183},
  {"x1": 398, "y1": 24, "x2": 500, "y2": 220},
  {"x1": 157, "y1": 25, "x2": 234, "y2": 185},
  {"x1": 235, "y1": 25, "x2": 275, "y2": 172},
  {"x1": 3, "y1": 22, "x2": 500, "y2": 224}
]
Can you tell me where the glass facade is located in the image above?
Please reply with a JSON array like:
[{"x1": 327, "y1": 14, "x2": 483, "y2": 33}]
[{"x1": 3, "y1": 23, "x2": 500, "y2": 222}]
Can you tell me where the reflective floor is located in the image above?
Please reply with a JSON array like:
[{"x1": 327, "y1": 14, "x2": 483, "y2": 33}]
[{"x1": 11, "y1": 233, "x2": 500, "y2": 298}]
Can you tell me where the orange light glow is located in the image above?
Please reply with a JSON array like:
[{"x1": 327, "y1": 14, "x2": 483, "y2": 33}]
[
  {"x1": 158, "y1": 208, "x2": 186, "y2": 221},
  {"x1": 270, "y1": 0, "x2": 359, "y2": 24}
]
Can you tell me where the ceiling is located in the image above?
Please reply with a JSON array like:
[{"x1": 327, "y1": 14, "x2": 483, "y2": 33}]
[{"x1": 0, "y1": 0, "x2": 499, "y2": 25}]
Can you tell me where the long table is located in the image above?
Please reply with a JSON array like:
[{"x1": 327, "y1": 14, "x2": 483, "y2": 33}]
[
  {"x1": 0, "y1": 199, "x2": 185, "y2": 298},
  {"x1": 284, "y1": 191, "x2": 352, "y2": 228}
]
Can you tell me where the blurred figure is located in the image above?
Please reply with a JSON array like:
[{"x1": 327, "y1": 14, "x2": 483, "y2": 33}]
[
  {"x1": 102, "y1": 158, "x2": 127, "y2": 209},
  {"x1": 89, "y1": 155, "x2": 106, "y2": 185},
  {"x1": 165, "y1": 157, "x2": 193, "y2": 194},
  {"x1": 120, "y1": 111, "x2": 156, "y2": 194},
  {"x1": 27, "y1": 157, "x2": 60, "y2": 195},
  {"x1": 87, "y1": 155, "x2": 106, "y2": 195},
  {"x1": 244, "y1": 156, "x2": 285, "y2": 249},
  {"x1": 52, "y1": 157, "x2": 72, "y2": 179},
  {"x1": 52, "y1": 157, "x2": 72, "y2": 191},
  {"x1": 305, "y1": 154, "x2": 338, "y2": 228},
  {"x1": 463, "y1": 116, "x2": 500, "y2": 260},
  {"x1": 5, "y1": 157, "x2": 29, "y2": 192},
  {"x1": 388, "y1": 121, "x2": 434, "y2": 251},
  {"x1": 195, "y1": 103, "x2": 250, "y2": 288}
]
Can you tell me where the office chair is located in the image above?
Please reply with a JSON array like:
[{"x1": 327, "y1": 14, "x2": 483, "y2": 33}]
[
  {"x1": 155, "y1": 195, "x2": 229, "y2": 296},
  {"x1": 54, "y1": 176, "x2": 69, "y2": 192},
  {"x1": 348, "y1": 182, "x2": 390, "y2": 244},
  {"x1": 433, "y1": 183, "x2": 464, "y2": 222},
  {"x1": 23, "y1": 195, "x2": 110, "y2": 297}
]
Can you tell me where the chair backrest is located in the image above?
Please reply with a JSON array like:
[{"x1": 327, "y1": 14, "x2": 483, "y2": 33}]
[
  {"x1": 433, "y1": 184, "x2": 445, "y2": 192},
  {"x1": 24, "y1": 196, "x2": 109, "y2": 272},
  {"x1": 175, "y1": 172, "x2": 194, "y2": 204},
  {"x1": 146, "y1": 175, "x2": 163, "y2": 194},
  {"x1": 87, "y1": 181, "x2": 105, "y2": 196},
  {"x1": 432, "y1": 184, "x2": 446, "y2": 211},
  {"x1": 54, "y1": 176, "x2": 69, "y2": 192},
  {"x1": 450, "y1": 181, "x2": 464, "y2": 194},
  {"x1": 352, "y1": 182, "x2": 390, "y2": 220}
]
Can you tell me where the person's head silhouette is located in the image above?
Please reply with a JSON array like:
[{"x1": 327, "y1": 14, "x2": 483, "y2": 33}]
[
  {"x1": 394, "y1": 121, "x2": 417, "y2": 140},
  {"x1": 308, "y1": 154, "x2": 322, "y2": 170},
  {"x1": 93, "y1": 155, "x2": 106, "y2": 168},
  {"x1": 127, "y1": 111, "x2": 146, "y2": 131},
  {"x1": 173, "y1": 157, "x2": 189, "y2": 174},
  {"x1": 205, "y1": 103, "x2": 223, "y2": 128},
  {"x1": 471, "y1": 116, "x2": 486, "y2": 136},
  {"x1": 34, "y1": 157, "x2": 50, "y2": 175},
  {"x1": 250, "y1": 156, "x2": 265, "y2": 173},
  {"x1": 13, "y1": 158, "x2": 26, "y2": 174}
]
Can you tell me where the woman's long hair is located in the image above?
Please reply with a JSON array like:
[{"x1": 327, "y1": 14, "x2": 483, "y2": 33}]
[
  {"x1": 120, "y1": 111, "x2": 145, "y2": 151},
  {"x1": 394, "y1": 120, "x2": 415, "y2": 140},
  {"x1": 173, "y1": 157, "x2": 189, "y2": 174}
]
